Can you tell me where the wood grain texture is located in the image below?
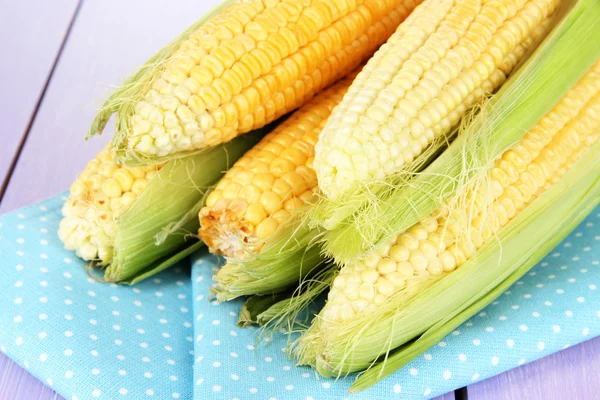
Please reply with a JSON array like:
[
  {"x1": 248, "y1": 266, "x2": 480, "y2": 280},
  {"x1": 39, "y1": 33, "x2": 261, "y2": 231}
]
[
  {"x1": 0, "y1": 0, "x2": 79, "y2": 195},
  {"x1": 438, "y1": 391, "x2": 457, "y2": 400},
  {"x1": 468, "y1": 336, "x2": 600, "y2": 400},
  {"x1": 0, "y1": 356, "x2": 57, "y2": 400},
  {"x1": 0, "y1": 0, "x2": 222, "y2": 213}
]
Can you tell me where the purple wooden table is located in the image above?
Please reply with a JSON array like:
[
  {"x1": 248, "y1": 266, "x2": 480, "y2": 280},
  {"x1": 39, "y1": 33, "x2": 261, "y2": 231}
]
[{"x1": 1, "y1": 1, "x2": 598, "y2": 399}]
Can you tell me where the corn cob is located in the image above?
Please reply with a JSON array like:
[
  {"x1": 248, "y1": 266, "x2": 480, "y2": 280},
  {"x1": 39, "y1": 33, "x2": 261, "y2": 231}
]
[
  {"x1": 58, "y1": 132, "x2": 262, "y2": 283},
  {"x1": 198, "y1": 74, "x2": 355, "y2": 258},
  {"x1": 314, "y1": 0, "x2": 561, "y2": 201},
  {"x1": 320, "y1": 0, "x2": 600, "y2": 263},
  {"x1": 59, "y1": 147, "x2": 163, "y2": 263},
  {"x1": 297, "y1": 59, "x2": 600, "y2": 376},
  {"x1": 89, "y1": 0, "x2": 421, "y2": 165}
]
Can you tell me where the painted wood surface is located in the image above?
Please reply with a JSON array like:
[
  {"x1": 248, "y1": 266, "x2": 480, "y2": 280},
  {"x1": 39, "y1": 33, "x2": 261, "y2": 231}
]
[
  {"x1": 468, "y1": 336, "x2": 600, "y2": 400},
  {"x1": 0, "y1": 0, "x2": 79, "y2": 196},
  {"x1": 0, "y1": 0, "x2": 221, "y2": 213},
  {"x1": 0, "y1": 356, "x2": 56, "y2": 400}
]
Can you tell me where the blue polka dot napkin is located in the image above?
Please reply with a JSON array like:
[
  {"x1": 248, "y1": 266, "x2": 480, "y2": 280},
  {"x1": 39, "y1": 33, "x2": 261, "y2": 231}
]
[
  {"x1": 0, "y1": 194, "x2": 194, "y2": 400},
  {"x1": 0, "y1": 194, "x2": 598, "y2": 400},
  {"x1": 191, "y1": 207, "x2": 600, "y2": 399}
]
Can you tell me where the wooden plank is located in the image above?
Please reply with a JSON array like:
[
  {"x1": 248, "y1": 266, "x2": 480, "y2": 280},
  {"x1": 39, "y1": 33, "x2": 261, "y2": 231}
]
[
  {"x1": 467, "y1": 336, "x2": 600, "y2": 400},
  {"x1": 0, "y1": 0, "x2": 222, "y2": 213},
  {"x1": 438, "y1": 392, "x2": 457, "y2": 400},
  {"x1": 0, "y1": 356, "x2": 56, "y2": 400},
  {"x1": 0, "y1": 0, "x2": 79, "y2": 195},
  {"x1": 0, "y1": 1, "x2": 218, "y2": 399}
]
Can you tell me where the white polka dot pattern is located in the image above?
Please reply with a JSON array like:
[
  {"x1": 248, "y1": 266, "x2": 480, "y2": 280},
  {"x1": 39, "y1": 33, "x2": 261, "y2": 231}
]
[
  {"x1": 192, "y1": 208, "x2": 600, "y2": 399},
  {"x1": 0, "y1": 194, "x2": 192, "y2": 399},
  {"x1": 0, "y1": 195, "x2": 598, "y2": 400}
]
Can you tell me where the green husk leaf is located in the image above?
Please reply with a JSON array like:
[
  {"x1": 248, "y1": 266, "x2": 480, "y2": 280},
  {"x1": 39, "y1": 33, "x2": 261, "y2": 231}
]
[
  {"x1": 211, "y1": 220, "x2": 327, "y2": 301},
  {"x1": 256, "y1": 266, "x2": 334, "y2": 330},
  {"x1": 127, "y1": 240, "x2": 205, "y2": 285},
  {"x1": 103, "y1": 131, "x2": 263, "y2": 283},
  {"x1": 238, "y1": 293, "x2": 290, "y2": 327},
  {"x1": 303, "y1": 129, "x2": 600, "y2": 378},
  {"x1": 321, "y1": 0, "x2": 600, "y2": 264},
  {"x1": 350, "y1": 138, "x2": 600, "y2": 392},
  {"x1": 86, "y1": 0, "x2": 237, "y2": 166}
]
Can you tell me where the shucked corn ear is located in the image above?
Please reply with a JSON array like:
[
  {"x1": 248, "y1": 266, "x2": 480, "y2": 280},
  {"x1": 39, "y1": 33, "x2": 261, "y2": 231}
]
[
  {"x1": 199, "y1": 73, "x2": 356, "y2": 258},
  {"x1": 352, "y1": 132, "x2": 600, "y2": 393},
  {"x1": 88, "y1": 0, "x2": 421, "y2": 165},
  {"x1": 320, "y1": 0, "x2": 600, "y2": 263},
  {"x1": 58, "y1": 132, "x2": 263, "y2": 283},
  {"x1": 313, "y1": 0, "x2": 561, "y2": 201},
  {"x1": 206, "y1": 73, "x2": 361, "y2": 301},
  {"x1": 296, "y1": 56, "x2": 600, "y2": 377},
  {"x1": 59, "y1": 147, "x2": 164, "y2": 263}
]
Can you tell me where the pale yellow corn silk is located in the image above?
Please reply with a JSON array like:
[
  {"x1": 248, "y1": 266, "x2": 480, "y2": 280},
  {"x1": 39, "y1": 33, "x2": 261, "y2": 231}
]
[
  {"x1": 198, "y1": 74, "x2": 357, "y2": 258},
  {"x1": 313, "y1": 0, "x2": 561, "y2": 202},
  {"x1": 89, "y1": 0, "x2": 422, "y2": 165},
  {"x1": 58, "y1": 145, "x2": 163, "y2": 264},
  {"x1": 295, "y1": 60, "x2": 600, "y2": 372}
]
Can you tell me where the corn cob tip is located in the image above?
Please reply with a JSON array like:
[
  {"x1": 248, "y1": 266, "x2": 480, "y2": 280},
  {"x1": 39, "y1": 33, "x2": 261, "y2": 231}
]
[
  {"x1": 198, "y1": 75, "x2": 363, "y2": 258},
  {"x1": 58, "y1": 146, "x2": 163, "y2": 264}
]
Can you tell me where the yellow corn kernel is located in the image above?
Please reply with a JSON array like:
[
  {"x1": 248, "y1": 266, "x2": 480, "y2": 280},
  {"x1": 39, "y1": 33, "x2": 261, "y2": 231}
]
[
  {"x1": 315, "y1": 0, "x2": 560, "y2": 199},
  {"x1": 118, "y1": 0, "x2": 420, "y2": 163},
  {"x1": 198, "y1": 75, "x2": 355, "y2": 258},
  {"x1": 58, "y1": 146, "x2": 164, "y2": 263},
  {"x1": 319, "y1": 61, "x2": 600, "y2": 323}
]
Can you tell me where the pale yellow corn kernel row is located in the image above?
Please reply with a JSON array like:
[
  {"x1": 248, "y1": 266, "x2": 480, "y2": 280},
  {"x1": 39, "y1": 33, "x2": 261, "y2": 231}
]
[
  {"x1": 198, "y1": 75, "x2": 355, "y2": 258},
  {"x1": 320, "y1": 64, "x2": 600, "y2": 323},
  {"x1": 314, "y1": 0, "x2": 560, "y2": 199},
  {"x1": 127, "y1": 0, "x2": 421, "y2": 160},
  {"x1": 58, "y1": 146, "x2": 163, "y2": 263},
  {"x1": 427, "y1": 20, "x2": 550, "y2": 142}
]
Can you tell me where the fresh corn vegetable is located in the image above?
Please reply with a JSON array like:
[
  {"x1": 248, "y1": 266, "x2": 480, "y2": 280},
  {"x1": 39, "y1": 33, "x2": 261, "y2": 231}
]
[
  {"x1": 295, "y1": 56, "x2": 600, "y2": 379},
  {"x1": 352, "y1": 136, "x2": 600, "y2": 392},
  {"x1": 320, "y1": 0, "x2": 600, "y2": 263},
  {"x1": 88, "y1": 0, "x2": 421, "y2": 166},
  {"x1": 308, "y1": 0, "x2": 561, "y2": 243},
  {"x1": 213, "y1": 0, "x2": 573, "y2": 302},
  {"x1": 199, "y1": 74, "x2": 356, "y2": 258},
  {"x1": 314, "y1": 0, "x2": 561, "y2": 201},
  {"x1": 207, "y1": 74, "x2": 360, "y2": 301},
  {"x1": 59, "y1": 147, "x2": 164, "y2": 263},
  {"x1": 58, "y1": 132, "x2": 262, "y2": 283}
]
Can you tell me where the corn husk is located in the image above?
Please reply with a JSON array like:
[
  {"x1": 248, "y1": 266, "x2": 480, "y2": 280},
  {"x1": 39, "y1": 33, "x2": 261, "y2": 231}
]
[
  {"x1": 347, "y1": 137, "x2": 600, "y2": 390},
  {"x1": 238, "y1": 267, "x2": 334, "y2": 329},
  {"x1": 212, "y1": 221, "x2": 326, "y2": 300},
  {"x1": 102, "y1": 131, "x2": 263, "y2": 283}
]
